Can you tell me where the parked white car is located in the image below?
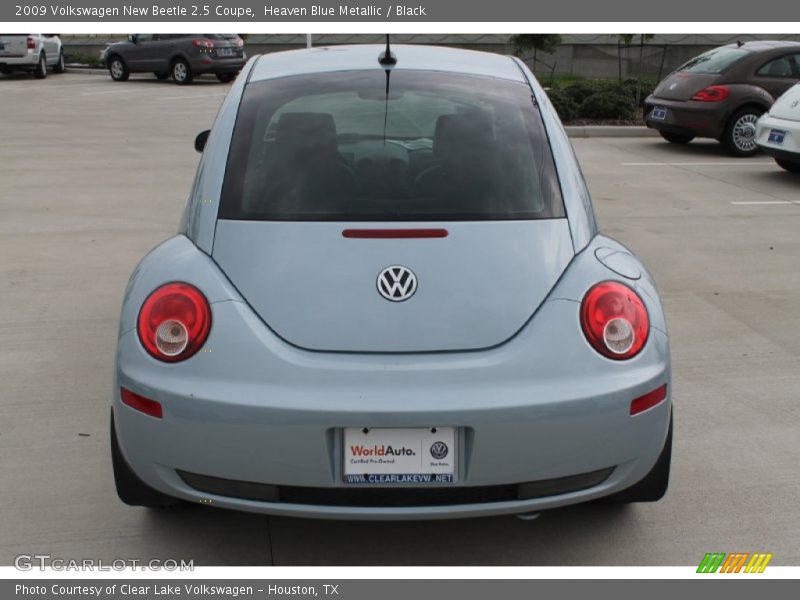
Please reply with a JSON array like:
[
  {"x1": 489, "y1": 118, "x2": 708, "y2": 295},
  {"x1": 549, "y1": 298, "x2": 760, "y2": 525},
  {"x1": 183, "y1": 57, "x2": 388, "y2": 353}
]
[
  {"x1": 756, "y1": 83, "x2": 800, "y2": 173},
  {"x1": 0, "y1": 34, "x2": 65, "y2": 78}
]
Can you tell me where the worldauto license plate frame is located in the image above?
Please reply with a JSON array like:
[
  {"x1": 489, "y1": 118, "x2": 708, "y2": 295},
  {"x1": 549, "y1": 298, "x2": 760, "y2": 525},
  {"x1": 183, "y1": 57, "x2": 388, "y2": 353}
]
[{"x1": 342, "y1": 427, "x2": 458, "y2": 485}]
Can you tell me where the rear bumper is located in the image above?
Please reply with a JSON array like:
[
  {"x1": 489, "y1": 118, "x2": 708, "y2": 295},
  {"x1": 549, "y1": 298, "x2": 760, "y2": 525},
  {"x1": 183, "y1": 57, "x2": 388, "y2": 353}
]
[
  {"x1": 644, "y1": 95, "x2": 732, "y2": 139},
  {"x1": 190, "y1": 54, "x2": 246, "y2": 74},
  {"x1": 114, "y1": 296, "x2": 671, "y2": 519},
  {"x1": 755, "y1": 114, "x2": 800, "y2": 162},
  {"x1": 0, "y1": 54, "x2": 38, "y2": 68}
]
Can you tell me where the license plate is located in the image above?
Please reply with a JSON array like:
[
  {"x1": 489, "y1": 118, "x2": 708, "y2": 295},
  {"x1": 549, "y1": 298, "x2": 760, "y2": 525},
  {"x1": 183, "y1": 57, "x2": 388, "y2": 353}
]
[
  {"x1": 768, "y1": 129, "x2": 786, "y2": 145},
  {"x1": 650, "y1": 107, "x2": 668, "y2": 121},
  {"x1": 217, "y1": 48, "x2": 234, "y2": 57},
  {"x1": 343, "y1": 427, "x2": 457, "y2": 484}
]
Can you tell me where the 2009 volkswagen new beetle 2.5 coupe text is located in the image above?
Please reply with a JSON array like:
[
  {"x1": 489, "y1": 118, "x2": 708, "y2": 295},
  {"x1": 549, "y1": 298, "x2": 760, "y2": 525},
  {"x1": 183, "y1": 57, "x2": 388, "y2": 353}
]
[{"x1": 112, "y1": 43, "x2": 672, "y2": 520}]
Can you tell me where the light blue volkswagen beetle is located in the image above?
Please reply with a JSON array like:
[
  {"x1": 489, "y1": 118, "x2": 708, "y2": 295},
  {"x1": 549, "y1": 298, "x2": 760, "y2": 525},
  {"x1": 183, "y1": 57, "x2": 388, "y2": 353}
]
[{"x1": 112, "y1": 43, "x2": 672, "y2": 519}]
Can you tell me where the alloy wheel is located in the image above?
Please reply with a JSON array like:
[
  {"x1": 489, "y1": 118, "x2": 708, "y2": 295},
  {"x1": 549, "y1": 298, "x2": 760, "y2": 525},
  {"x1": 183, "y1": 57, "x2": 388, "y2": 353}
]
[
  {"x1": 732, "y1": 113, "x2": 759, "y2": 153},
  {"x1": 110, "y1": 60, "x2": 124, "y2": 80}
]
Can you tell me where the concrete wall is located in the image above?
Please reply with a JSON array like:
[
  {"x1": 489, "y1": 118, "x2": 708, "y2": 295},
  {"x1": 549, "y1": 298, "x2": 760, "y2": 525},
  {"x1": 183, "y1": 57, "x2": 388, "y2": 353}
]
[{"x1": 63, "y1": 33, "x2": 800, "y2": 80}]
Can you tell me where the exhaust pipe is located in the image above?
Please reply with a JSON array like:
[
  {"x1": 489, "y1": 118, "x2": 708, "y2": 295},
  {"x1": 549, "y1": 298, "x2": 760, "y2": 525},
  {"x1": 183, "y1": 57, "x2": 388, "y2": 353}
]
[{"x1": 515, "y1": 511, "x2": 541, "y2": 521}]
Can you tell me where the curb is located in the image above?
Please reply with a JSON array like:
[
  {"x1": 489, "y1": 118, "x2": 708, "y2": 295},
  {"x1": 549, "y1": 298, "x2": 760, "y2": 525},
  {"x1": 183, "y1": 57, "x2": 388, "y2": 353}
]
[
  {"x1": 64, "y1": 65, "x2": 106, "y2": 74},
  {"x1": 565, "y1": 126, "x2": 657, "y2": 138}
]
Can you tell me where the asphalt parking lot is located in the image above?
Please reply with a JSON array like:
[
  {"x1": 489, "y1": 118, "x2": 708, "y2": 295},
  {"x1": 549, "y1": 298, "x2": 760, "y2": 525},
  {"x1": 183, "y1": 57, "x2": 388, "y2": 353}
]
[{"x1": 1, "y1": 71, "x2": 799, "y2": 567}]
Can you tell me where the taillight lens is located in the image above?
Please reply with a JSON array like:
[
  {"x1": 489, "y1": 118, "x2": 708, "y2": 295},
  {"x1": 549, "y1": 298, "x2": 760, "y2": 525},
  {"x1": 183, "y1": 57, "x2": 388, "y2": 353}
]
[
  {"x1": 120, "y1": 387, "x2": 163, "y2": 419},
  {"x1": 630, "y1": 384, "x2": 668, "y2": 416},
  {"x1": 27, "y1": 36, "x2": 35, "y2": 50},
  {"x1": 235, "y1": 36, "x2": 244, "y2": 48},
  {"x1": 691, "y1": 85, "x2": 730, "y2": 102},
  {"x1": 580, "y1": 281, "x2": 649, "y2": 360},
  {"x1": 137, "y1": 282, "x2": 211, "y2": 362},
  {"x1": 192, "y1": 38, "x2": 215, "y2": 48}
]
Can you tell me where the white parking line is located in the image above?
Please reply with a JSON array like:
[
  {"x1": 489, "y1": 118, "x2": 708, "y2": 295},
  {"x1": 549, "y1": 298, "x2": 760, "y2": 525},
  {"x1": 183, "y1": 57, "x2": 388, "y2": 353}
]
[
  {"x1": 622, "y1": 161, "x2": 774, "y2": 166},
  {"x1": 155, "y1": 93, "x2": 227, "y2": 101},
  {"x1": 730, "y1": 200, "x2": 800, "y2": 205},
  {"x1": 80, "y1": 88, "x2": 136, "y2": 96}
]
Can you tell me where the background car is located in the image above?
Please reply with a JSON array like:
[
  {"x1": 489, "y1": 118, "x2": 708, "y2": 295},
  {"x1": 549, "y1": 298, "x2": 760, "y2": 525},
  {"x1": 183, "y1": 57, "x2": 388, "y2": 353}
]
[
  {"x1": 0, "y1": 34, "x2": 65, "y2": 78},
  {"x1": 756, "y1": 83, "x2": 800, "y2": 173},
  {"x1": 101, "y1": 34, "x2": 246, "y2": 84},
  {"x1": 112, "y1": 45, "x2": 671, "y2": 520},
  {"x1": 644, "y1": 41, "x2": 800, "y2": 156}
]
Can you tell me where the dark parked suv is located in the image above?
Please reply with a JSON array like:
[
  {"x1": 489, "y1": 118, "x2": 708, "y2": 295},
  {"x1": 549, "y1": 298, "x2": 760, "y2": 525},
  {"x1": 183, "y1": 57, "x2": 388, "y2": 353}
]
[
  {"x1": 644, "y1": 41, "x2": 800, "y2": 156},
  {"x1": 102, "y1": 34, "x2": 246, "y2": 85}
]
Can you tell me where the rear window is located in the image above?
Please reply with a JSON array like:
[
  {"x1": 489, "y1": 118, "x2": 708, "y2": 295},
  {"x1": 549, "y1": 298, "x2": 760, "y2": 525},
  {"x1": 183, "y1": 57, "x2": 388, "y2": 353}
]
[
  {"x1": 219, "y1": 70, "x2": 565, "y2": 221},
  {"x1": 677, "y1": 46, "x2": 750, "y2": 75}
]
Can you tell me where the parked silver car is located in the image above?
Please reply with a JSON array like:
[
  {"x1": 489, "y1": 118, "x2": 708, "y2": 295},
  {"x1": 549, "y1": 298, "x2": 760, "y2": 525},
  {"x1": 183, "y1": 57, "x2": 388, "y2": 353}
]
[
  {"x1": 112, "y1": 44, "x2": 672, "y2": 520},
  {"x1": 101, "y1": 34, "x2": 246, "y2": 84},
  {"x1": 0, "y1": 34, "x2": 65, "y2": 78}
]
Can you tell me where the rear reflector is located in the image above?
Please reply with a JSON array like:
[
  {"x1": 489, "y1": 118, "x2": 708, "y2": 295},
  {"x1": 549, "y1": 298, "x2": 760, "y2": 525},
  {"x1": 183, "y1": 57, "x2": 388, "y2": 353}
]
[
  {"x1": 120, "y1": 387, "x2": 163, "y2": 419},
  {"x1": 342, "y1": 228, "x2": 448, "y2": 239},
  {"x1": 630, "y1": 384, "x2": 668, "y2": 416}
]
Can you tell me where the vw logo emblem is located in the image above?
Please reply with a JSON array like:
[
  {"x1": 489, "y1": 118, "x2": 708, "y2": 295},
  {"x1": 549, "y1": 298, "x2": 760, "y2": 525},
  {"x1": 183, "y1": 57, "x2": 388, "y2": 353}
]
[
  {"x1": 377, "y1": 266, "x2": 417, "y2": 302},
  {"x1": 430, "y1": 441, "x2": 449, "y2": 460},
  {"x1": 792, "y1": 99, "x2": 800, "y2": 109}
]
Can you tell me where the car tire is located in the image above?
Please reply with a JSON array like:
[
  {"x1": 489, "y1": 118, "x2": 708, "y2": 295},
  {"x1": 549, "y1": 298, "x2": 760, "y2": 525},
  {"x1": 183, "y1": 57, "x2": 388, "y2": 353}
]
[
  {"x1": 171, "y1": 58, "x2": 193, "y2": 85},
  {"x1": 111, "y1": 410, "x2": 181, "y2": 508},
  {"x1": 776, "y1": 159, "x2": 800, "y2": 173},
  {"x1": 33, "y1": 53, "x2": 47, "y2": 79},
  {"x1": 722, "y1": 107, "x2": 764, "y2": 157},
  {"x1": 53, "y1": 51, "x2": 66, "y2": 73},
  {"x1": 154, "y1": 71, "x2": 170, "y2": 80},
  {"x1": 216, "y1": 72, "x2": 236, "y2": 83},
  {"x1": 108, "y1": 56, "x2": 129, "y2": 81},
  {"x1": 659, "y1": 131, "x2": 694, "y2": 144},
  {"x1": 598, "y1": 411, "x2": 672, "y2": 504}
]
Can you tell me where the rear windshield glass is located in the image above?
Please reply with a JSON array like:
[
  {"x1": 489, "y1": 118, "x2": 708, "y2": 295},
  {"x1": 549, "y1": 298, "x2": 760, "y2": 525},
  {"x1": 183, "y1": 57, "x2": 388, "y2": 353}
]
[
  {"x1": 219, "y1": 70, "x2": 565, "y2": 221},
  {"x1": 677, "y1": 47, "x2": 750, "y2": 74}
]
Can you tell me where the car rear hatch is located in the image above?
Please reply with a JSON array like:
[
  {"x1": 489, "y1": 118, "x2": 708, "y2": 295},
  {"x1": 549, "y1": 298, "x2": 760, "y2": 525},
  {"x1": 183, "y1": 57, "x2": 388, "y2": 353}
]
[
  {"x1": 213, "y1": 220, "x2": 573, "y2": 352},
  {"x1": 0, "y1": 34, "x2": 29, "y2": 58},
  {"x1": 652, "y1": 71, "x2": 719, "y2": 101},
  {"x1": 652, "y1": 45, "x2": 751, "y2": 102},
  {"x1": 769, "y1": 86, "x2": 800, "y2": 122},
  {"x1": 210, "y1": 66, "x2": 573, "y2": 352},
  {"x1": 207, "y1": 34, "x2": 243, "y2": 59}
]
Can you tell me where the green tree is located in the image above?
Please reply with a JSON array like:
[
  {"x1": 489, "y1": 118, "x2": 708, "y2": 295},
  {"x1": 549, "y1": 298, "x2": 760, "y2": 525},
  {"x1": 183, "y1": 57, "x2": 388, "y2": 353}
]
[
  {"x1": 616, "y1": 34, "x2": 655, "y2": 111},
  {"x1": 509, "y1": 34, "x2": 562, "y2": 74}
]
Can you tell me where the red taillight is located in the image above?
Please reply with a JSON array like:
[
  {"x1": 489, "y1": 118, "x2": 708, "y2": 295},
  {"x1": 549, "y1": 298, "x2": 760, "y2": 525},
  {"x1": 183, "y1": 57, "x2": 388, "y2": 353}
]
[
  {"x1": 192, "y1": 38, "x2": 215, "y2": 48},
  {"x1": 630, "y1": 384, "x2": 668, "y2": 416},
  {"x1": 27, "y1": 36, "x2": 35, "y2": 50},
  {"x1": 137, "y1": 282, "x2": 211, "y2": 362},
  {"x1": 691, "y1": 85, "x2": 730, "y2": 102},
  {"x1": 580, "y1": 281, "x2": 649, "y2": 360},
  {"x1": 121, "y1": 387, "x2": 163, "y2": 419}
]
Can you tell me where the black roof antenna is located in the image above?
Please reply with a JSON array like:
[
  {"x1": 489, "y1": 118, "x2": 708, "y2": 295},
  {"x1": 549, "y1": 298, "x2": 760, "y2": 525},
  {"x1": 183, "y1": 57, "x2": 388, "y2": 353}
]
[
  {"x1": 379, "y1": 35, "x2": 396, "y2": 146},
  {"x1": 737, "y1": 40, "x2": 744, "y2": 47},
  {"x1": 378, "y1": 34, "x2": 397, "y2": 66}
]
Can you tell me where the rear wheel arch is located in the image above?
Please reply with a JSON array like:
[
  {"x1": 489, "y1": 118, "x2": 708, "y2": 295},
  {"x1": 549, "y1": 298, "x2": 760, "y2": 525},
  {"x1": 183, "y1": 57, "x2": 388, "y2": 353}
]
[
  {"x1": 107, "y1": 54, "x2": 129, "y2": 81},
  {"x1": 732, "y1": 100, "x2": 770, "y2": 116},
  {"x1": 170, "y1": 55, "x2": 193, "y2": 84},
  {"x1": 33, "y1": 51, "x2": 47, "y2": 79}
]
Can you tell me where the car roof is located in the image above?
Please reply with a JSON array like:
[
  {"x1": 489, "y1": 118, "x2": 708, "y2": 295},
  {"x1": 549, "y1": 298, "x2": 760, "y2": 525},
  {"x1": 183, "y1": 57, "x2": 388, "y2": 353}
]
[
  {"x1": 724, "y1": 40, "x2": 800, "y2": 52},
  {"x1": 248, "y1": 44, "x2": 526, "y2": 84}
]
